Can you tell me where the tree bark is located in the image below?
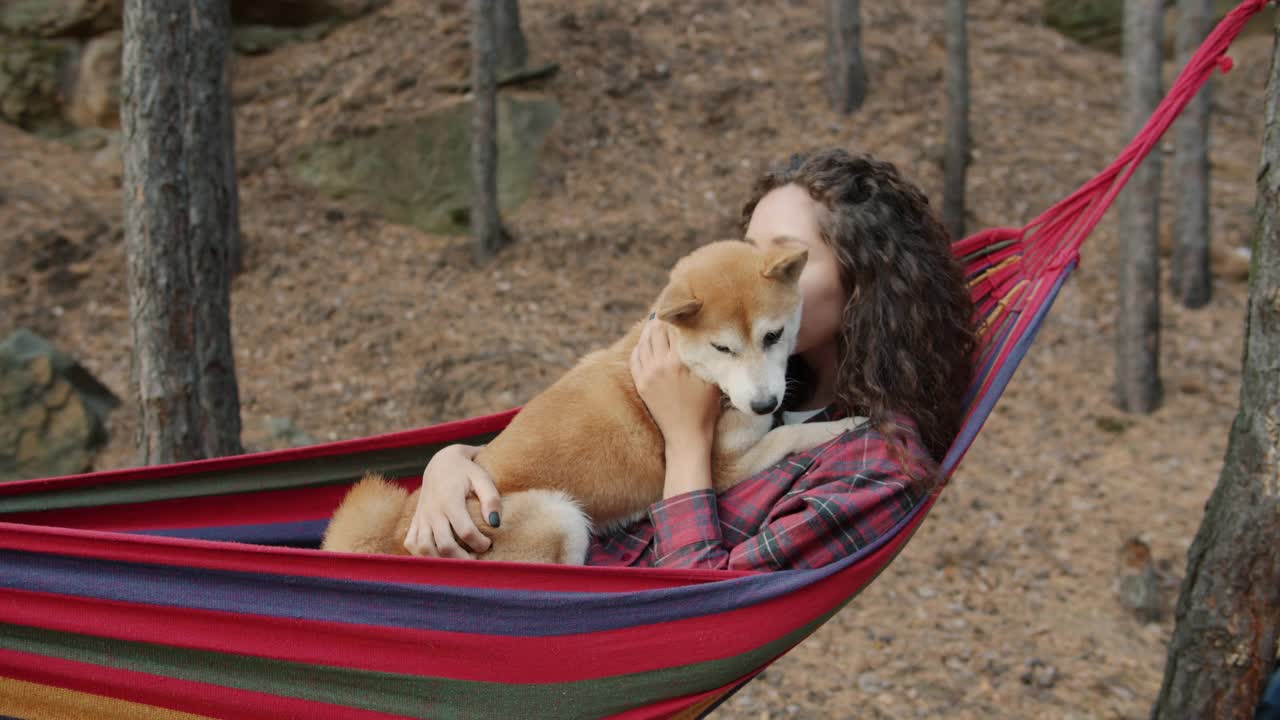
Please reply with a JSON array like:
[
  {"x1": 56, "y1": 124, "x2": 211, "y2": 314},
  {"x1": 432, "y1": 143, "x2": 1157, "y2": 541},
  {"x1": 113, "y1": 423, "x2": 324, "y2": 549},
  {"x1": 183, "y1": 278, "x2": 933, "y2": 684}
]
[
  {"x1": 122, "y1": 0, "x2": 203, "y2": 464},
  {"x1": 824, "y1": 0, "x2": 868, "y2": 115},
  {"x1": 471, "y1": 0, "x2": 509, "y2": 264},
  {"x1": 1172, "y1": 0, "x2": 1214, "y2": 308},
  {"x1": 1151, "y1": 15, "x2": 1280, "y2": 717},
  {"x1": 1114, "y1": 0, "x2": 1164, "y2": 414},
  {"x1": 493, "y1": 0, "x2": 527, "y2": 76},
  {"x1": 943, "y1": 0, "x2": 969, "y2": 241},
  {"x1": 187, "y1": 0, "x2": 243, "y2": 458}
]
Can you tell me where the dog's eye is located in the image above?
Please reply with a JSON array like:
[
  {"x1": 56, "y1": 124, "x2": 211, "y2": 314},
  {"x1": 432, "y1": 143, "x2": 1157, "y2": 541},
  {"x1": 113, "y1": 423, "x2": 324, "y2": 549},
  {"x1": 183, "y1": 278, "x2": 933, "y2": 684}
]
[
  {"x1": 763, "y1": 329, "x2": 782, "y2": 348},
  {"x1": 711, "y1": 343, "x2": 733, "y2": 355}
]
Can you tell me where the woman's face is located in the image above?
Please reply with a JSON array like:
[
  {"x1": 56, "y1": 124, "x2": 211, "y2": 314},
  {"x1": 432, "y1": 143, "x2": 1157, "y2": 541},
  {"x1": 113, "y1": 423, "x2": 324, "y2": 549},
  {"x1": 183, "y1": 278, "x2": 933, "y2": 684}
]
[{"x1": 744, "y1": 184, "x2": 847, "y2": 355}]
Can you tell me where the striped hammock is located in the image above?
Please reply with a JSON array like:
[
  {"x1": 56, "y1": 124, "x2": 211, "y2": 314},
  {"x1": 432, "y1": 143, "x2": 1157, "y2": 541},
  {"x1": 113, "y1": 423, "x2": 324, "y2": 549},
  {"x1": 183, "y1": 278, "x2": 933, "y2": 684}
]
[{"x1": 0, "y1": 3, "x2": 1265, "y2": 718}]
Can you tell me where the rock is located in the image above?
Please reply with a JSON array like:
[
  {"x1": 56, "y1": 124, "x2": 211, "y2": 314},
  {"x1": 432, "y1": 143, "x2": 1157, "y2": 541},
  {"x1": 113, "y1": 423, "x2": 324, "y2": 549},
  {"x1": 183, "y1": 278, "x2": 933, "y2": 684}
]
[
  {"x1": 232, "y1": 22, "x2": 334, "y2": 56},
  {"x1": 294, "y1": 95, "x2": 559, "y2": 235},
  {"x1": 244, "y1": 416, "x2": 317, "y2": 451},
  {"x1": 857, "y1": 671, "x2": 885, "y2": 694},
  {"x1": 0, "y1": 0, "x2": 121, "y2": 39},
  {"x1": 229, "y1": 0, "x2": 389, "y2": 27},
  {"x1": 1, "y1": 0, "x2": 383, "y2": 37},
  {"x1": 0, "y1": 329, "x2": 119, "y2": 480},
  {"x1": 0, "y1": 35, "x2": 74, "y2": 133},
  {"x1": 1020, "y1": 658, "x2": 1059, "y2": 689},
  {"x1": 1042, "y1": 0, "x2": 1123, "y2": 54},
  {"x1": 1117, "y1": 536, "x2": 1163, "y2": 622},
  {"x1": 89, "y1": 130, "x2": 122, "y2": 183},
  {"x1": 64, "y1": 29, "x2": 120, "y2": 129},
  {"x1": 1043, "y1": 0, "x2": 1272, "y2": 56}
]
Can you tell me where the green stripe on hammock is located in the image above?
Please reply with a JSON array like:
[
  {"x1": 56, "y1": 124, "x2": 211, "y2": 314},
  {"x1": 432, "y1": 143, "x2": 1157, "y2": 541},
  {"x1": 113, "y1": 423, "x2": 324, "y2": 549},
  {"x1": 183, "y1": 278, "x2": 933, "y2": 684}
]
[
  {"x1": 0, "y1": 610, "x2": 839, "y2": 720},
  {"x1": 0, "y1": 434, "x2": 497, "y2": 515}
]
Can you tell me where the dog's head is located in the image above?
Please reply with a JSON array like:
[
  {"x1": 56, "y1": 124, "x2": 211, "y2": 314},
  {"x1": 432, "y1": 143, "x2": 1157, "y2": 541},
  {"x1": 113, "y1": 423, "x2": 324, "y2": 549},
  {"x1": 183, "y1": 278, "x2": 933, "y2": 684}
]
[{"x1": 654, "y1": 240, "x2": 807, "y2": 417}]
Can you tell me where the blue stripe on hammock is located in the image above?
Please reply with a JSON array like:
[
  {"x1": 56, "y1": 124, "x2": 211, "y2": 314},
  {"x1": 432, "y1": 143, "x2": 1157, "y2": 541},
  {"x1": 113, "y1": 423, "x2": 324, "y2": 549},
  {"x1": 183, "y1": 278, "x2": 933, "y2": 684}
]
[
  {"x1": 0, "y1": 547, "x2": 855, "y2": 637},
  {"x1": 133, "y1": 520, "x2": 328, "y2": 547},
  {"x1": 961, "y1": 302, "x2": 1021, "y2": 412},
  {"x1": 943, "y1": 262, "x2": 1073, "y2": 474}
]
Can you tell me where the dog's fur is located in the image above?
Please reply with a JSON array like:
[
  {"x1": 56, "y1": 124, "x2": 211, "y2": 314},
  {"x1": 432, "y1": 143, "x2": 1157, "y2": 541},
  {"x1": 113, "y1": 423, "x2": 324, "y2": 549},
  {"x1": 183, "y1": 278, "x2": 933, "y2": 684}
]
[{"x1": 322, "y1": 241, "x2": 863, "y2": 563}]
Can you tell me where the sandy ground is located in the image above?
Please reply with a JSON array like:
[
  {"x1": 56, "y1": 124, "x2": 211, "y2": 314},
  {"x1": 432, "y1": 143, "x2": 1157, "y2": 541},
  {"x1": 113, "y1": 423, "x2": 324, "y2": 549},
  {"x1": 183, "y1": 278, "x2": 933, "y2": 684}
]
[{"x1": 1, "y1": 1, "x2": 1275, "y2": 717}]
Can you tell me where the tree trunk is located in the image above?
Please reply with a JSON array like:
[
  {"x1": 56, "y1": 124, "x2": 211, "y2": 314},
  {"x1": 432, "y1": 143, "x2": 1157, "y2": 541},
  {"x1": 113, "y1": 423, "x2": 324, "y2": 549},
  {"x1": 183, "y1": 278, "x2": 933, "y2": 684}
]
[
  {"x1": 187, "y1": 0, "x2": 243, "y2": 458},
  {"x1": 1114, "y1": 0, "x2": 1164, "y2": 414},
  {"x1": 824, "y1": 0, "x2": 868, "y2": 115},
  {"x1": 1151, "y1": 15, "x2": 1280, "y2": 717},
  {"x1": 1172, "y1": 0, "x2": 1213, "y2": 308},
  {"x1": 493, "y1": 0, "x2": 527, "y2": 76},
  {"x1": 471, "y1": 0, "x2": 509, "y2": 264},
  {"x1": 943, "y1": 0, "x2": 969, "y2": 240},
  {"x1": 122, "y1": 0, "x2": 203, "y2": 464}
]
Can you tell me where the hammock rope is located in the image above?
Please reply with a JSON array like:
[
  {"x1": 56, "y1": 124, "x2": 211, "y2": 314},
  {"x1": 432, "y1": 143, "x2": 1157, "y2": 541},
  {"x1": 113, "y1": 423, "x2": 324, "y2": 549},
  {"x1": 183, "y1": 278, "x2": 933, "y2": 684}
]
[{"x1": 0, "y1": 2, "x2": 1268, "y2": 717}]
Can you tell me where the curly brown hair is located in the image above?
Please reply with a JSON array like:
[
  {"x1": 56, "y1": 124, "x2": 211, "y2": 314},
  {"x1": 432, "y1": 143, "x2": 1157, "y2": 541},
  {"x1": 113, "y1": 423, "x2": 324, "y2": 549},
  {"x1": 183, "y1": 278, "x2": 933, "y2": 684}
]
[{"x1": 740, "y1": 149, "x2": 976, "y2": 461}]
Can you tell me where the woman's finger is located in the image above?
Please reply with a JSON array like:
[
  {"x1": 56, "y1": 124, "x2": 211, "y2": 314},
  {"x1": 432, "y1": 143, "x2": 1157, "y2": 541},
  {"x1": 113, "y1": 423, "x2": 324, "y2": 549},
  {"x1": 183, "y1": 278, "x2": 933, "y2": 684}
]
[
  {"x1": 444, "y1": 500, "x2": 490, "y2": 554},
  {"x1": 403, "y1": 518, "x2": 438, "y2": 557},
  {"x1": 650, "y1": 320, "x2": 671, "y2": 357},
  {"x1": 469, "y1": 467, "x2": 503, "y2": 530},
  {"x1": 430, "y1": 511, "x2": 473, "y2": 560}
]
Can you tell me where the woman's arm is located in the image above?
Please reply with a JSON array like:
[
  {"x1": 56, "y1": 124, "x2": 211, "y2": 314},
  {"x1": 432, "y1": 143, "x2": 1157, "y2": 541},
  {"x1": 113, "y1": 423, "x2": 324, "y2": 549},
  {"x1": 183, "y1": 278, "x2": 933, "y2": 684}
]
[
  {"x1": 646, "y1": 424, "x2": 932, "y2": 570},
  {"x1": 629, "y1": 319, "x2": 721, "y2": 500}
]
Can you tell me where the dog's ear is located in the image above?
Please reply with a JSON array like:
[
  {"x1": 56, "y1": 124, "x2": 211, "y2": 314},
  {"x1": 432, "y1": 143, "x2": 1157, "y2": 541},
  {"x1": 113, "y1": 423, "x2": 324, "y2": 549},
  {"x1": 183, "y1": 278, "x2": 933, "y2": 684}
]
[
  {"x1": 655, "y1": 282, "x2": 702, "y2": 324},
  {"x1": 763, "y1": 246, "x2": 808, "y2": 284}
]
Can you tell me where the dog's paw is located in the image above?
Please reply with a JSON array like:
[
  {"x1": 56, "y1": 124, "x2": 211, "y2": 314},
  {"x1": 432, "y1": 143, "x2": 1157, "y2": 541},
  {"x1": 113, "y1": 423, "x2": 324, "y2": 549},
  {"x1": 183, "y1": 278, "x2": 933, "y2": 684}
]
[{"x1": 830, "y1": 415, "x2": 870, "y2": 437}]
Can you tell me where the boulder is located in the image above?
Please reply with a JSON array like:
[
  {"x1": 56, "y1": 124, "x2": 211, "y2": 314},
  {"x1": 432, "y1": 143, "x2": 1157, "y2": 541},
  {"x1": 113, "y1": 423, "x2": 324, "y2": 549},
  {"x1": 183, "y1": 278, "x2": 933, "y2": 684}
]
[
  {"x1": 1043, "y1": 0, "x2": 1125, "y2": 53},
  {"x1": 65, "y1": 29, "x2": 120, "y2": 129},
  {"x1": 0, "y1": 0, "x2": 385, "y2": 38},
  {"x1": 230, "y1": 0, "x2": 388, "y2": 27},
  {"x1": 294, "y1": 95, "x2": 560, "y2": 235},
  {"x1": 243, "y1": 416, "x2": 317, "y2": 452},
  {"x1": 0, "y1": 329, "x2": 120, "y2": 480},
  {"x1": 0, "y1": 35, "x2": 73, "y2": 133},
  {"x1": 0, "y1": 0, "x2": 121, "y2": 39}
]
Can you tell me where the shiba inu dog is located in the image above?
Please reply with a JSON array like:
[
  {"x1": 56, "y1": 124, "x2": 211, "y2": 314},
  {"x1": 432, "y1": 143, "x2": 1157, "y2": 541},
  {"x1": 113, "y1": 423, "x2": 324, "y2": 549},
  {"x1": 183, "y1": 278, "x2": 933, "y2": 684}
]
[{"x1": 321, "y1": 240, "x2": 863, "y2": 564}]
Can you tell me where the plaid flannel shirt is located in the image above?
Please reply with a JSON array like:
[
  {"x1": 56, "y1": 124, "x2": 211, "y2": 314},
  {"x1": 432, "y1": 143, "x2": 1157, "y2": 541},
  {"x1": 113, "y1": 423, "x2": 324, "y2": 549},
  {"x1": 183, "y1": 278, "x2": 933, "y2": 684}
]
[{"x1": 585, "y1": 411, "x2": 938, "y2": 571}]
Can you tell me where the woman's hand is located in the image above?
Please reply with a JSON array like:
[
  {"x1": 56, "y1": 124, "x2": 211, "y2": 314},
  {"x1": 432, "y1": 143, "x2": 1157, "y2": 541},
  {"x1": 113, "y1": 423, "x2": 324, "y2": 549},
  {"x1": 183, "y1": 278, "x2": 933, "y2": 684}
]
[
  {"x1": 403, "y1": 444, "x2": 502, "y2": 559},
  {"x1": 630, "y1": 320, "x2": 721, "y2": 497}
]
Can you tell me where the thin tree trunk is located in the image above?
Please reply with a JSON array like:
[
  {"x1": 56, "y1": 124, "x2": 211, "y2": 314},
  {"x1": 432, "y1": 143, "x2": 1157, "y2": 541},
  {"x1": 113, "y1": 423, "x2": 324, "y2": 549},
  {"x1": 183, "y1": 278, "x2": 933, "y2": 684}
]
[
  {"x1": 471, "y1": 0, "x2": 508, "y2": 264},
  {"x1": 825, "y1": 0, "x2": 868, "y2": 115},
  {"x1": 187, "y1": 0, "x2": 243, "y2": 458},
  {"x1": 493, "y1": 0, "x2": 527, "y2": 76},
  {"x1": 122, "y1": 0, "x2": 202, "y2": 464},
  {"x1": 1172, "y1": 0, "x2": 1213, "y2": 308},
  {"x1": 943, "y1": 0, "x2": 969, "y2": 240},
  {"x1": 1114, "y1": 0, "x2": 1164, "y2": 414},
  {"x1": 1151, "y1": 15, "x2": 1280, "y2": 717}
]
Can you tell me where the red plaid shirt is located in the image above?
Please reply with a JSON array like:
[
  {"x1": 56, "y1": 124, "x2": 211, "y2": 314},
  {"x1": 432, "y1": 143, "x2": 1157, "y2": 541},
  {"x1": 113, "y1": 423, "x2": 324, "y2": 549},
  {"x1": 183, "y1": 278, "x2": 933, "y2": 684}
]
[{"x1": 585, "y1": 411, "x2": 939, "y2": 571}]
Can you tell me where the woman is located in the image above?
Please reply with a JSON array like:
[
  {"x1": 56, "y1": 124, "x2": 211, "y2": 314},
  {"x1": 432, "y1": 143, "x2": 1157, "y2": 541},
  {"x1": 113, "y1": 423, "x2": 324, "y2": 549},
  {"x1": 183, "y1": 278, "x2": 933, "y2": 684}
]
[{"x1": 403, "y1": 148, "x2": 976, "y2": 570}]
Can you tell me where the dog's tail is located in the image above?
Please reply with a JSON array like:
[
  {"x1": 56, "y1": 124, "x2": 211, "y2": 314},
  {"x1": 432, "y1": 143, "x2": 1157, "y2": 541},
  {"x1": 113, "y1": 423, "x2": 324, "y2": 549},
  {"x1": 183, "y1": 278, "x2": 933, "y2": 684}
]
[
  {"x1": 321, "y1": 473, "x2": 413, "y2": 555},
  {"x1": 468, "y1": 489, "x2": 593, "y2": 565}
]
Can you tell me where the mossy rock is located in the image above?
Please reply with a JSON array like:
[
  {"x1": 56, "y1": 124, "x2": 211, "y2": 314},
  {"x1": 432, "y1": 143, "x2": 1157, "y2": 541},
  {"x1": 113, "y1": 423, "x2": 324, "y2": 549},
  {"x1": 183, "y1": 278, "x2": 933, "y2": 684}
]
[
  {"x1": 0, "y1": 0, "x2": 120, "y2": 39},
  {"x1": 232, "y1": 22, "x2": 336, "y2": 55},
  {"x1": 0, "y1": 35, "x2": 74, "y2": 134},
  {"x1": 1043, "y1": 0, "x2": 1275, "y2": 55},
  {"x1": 294, "y1": 95, "x2": 560, "y2": 235},
  {"x1": 1043, "y1": 0, "x2": 1128, "y2": 54},
  {"x1": 0, "y1": 329, "x2": 120, "y2": 480}
]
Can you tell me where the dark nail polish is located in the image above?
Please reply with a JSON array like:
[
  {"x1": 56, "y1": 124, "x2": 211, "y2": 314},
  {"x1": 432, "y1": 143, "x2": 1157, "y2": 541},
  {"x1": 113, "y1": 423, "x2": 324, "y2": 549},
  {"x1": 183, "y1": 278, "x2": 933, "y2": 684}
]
[
  {"x1": 649, "y1": 311, "x2": 656, "y2": 320},
  {"x1": 489, "y1": 511, "x2": 501, "y2": 528}
]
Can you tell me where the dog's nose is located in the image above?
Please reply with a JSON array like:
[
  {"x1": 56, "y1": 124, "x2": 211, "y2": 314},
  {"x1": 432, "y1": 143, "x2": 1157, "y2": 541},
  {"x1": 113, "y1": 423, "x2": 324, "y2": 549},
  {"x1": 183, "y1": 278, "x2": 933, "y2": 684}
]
[{"x1": 750, "y1": 395, "x2": 779, "y2": 416}]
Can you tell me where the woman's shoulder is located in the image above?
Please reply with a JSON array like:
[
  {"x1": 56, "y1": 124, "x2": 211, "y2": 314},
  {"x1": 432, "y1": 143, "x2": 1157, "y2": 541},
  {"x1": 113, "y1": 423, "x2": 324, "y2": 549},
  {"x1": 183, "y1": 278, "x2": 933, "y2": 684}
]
[{"x1": 835, "y1": 411, "x2": 939, "y2": 472}]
